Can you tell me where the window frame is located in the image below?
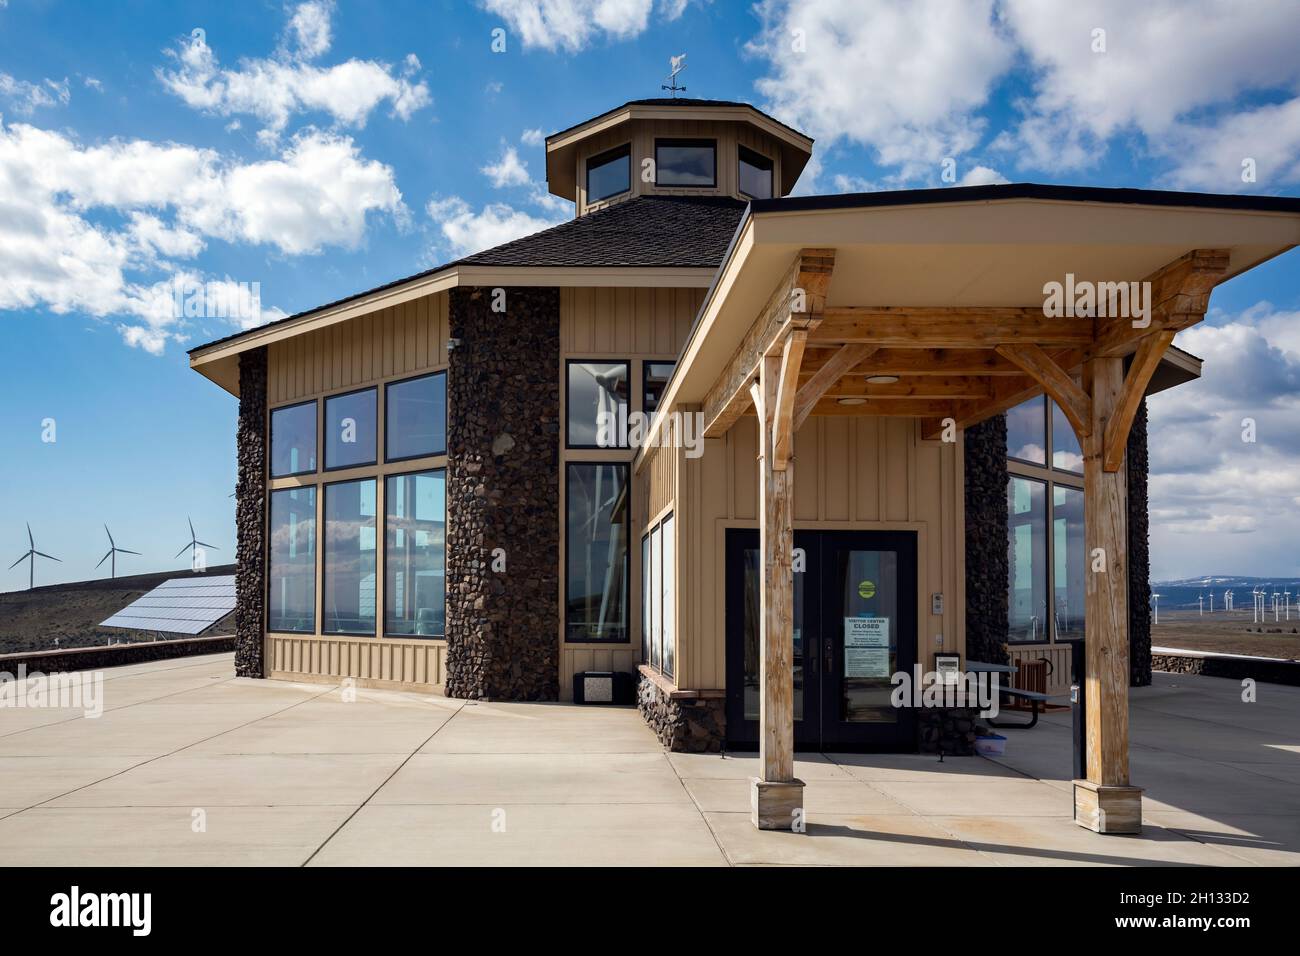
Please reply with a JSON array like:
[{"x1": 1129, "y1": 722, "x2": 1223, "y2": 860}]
[
  {"x1": 563, "y1": 460, "x2": 632, "y2": 645},
  {"x1": 384, "y1": 370, "x2": 447, "y2": 464},
  {"x1": 565, "y1": 357, "x2": 631, "y2": 451},
  {"x1": 320, "y1": 474, "x2": 379, "y2": 638},
  {"x1": 322, "y1": 385, "x2": 379, "y2": 472},
  {"x1": 268, "y1": 398, "x2": 319, "y2": 479},
  {"x1": 654, "y1": 137, "x2": 717, "y2": 189},
  {"x1": 266, "y1": 485, "x2": 318, "y2": 634},
  {"x1": 382, "y1": 466, "x2": 447, "y2": 639},
  {"x1": 642, "y1": 360, "x2": 675, "y2": 416},
  {"x1": 586, "y1": 142, "x2": 632, "y2": 204},
  {"x1": 737, "y1": 144, "x2": 774, "y2": 200}
]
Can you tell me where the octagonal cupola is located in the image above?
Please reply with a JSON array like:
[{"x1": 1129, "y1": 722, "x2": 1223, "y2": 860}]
[{"x1": 545, "y1": 98, "x2": 814, "y2": 217}]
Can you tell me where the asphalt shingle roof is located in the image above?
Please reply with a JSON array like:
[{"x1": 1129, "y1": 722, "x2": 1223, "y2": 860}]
[{"x1": 189, "y1": 195, "x2": 745, "y2": 354}]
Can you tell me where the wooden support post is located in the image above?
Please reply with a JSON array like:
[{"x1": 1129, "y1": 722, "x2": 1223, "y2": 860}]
[
  {"x1": 751, "y1": 351, "x2": 804, "y2": 830},
  {"x1": 1075, "y1": 355, "x2": 1142, "y2": 833}
]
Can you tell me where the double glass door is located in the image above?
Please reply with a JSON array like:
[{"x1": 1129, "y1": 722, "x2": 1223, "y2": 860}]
[{"x1": 725, "y1": 529, "x2": 918, "y2": 752}]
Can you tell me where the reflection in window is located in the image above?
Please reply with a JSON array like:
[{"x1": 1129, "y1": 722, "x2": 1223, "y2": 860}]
[
  {"x1": 385, "y1": 470, "x2": 445, "y2": 638},
  {"x1": 323, "y1": 479, "x2": 377, "y2": 635},
  {"x1": 1006, "y1": 395, "x2": 1047, "y2": 465},
  {"x1": 650, "y1": 523, "x2": 661, "y2": 668},
  {"x1": 643, "y1": 361, "x2": 674, "y2": 415},
  {"x1": 567, "y1": 361, "x2": 629, "y2": 448},
  {"x1": 641, "y1": 534, "x2": 652, "y2": 664},
  {"x1": 662, "y1": 514, "x2": 674, "y2": 678},
  {"x1": 1007, "y1": 477, "x2": 1047, "y2": 642},
  {"x1": 566, "y1": 463, "x2": 629, "y2": 642},
  {"x1": 655, "y1": 139, "x2": 716, "y2": 187},
  {"x1": 1051, "y1": 400, "x2": 1084, "y2": 473},
  {"x1": 738, "y1": 145, "x2": 773, "y2": 200},
  {"x1": 587, "y1": 144, "x2": 630, "y2": 203},
  {"x1": 270, "y1": 401, "x2": 317, "y2": 477},
  {"x1": 268, "y1": 487, "x2": 316, "y2": 632},
  {"x1": 324, "y1": 388, "x2": 377, "y2": 469},
  {"x1": 1053, "y1": 486, "x2": 1086, "y2": 641},
  {"x1": 386, "y1": 373, "x2": 446, "y2": 461}
]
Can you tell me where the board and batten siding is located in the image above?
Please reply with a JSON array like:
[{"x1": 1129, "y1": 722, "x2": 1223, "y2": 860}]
[
  {"x1": 263, "y1": 291, "x2": 450, "y2": 690},
  {"x1": 666, "y1": 414, "x2": 966, "y2": 694},
  {"x1": 558, "y1": 285, "x2": 705, "y2": 699}
]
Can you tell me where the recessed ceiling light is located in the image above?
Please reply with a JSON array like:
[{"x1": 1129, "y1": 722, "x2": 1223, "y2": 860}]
[
  {"x1": 865, "y1": 375, "x2": 899, "y2": 385},
  {"x1": 837, "y1": 397, "x2": 867, "y2": 406}
]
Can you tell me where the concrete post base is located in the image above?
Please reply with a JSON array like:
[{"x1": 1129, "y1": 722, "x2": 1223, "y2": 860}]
[
  {"x1": 751, "y1": 777, "x2": 806, "y2": 830},
  {"x1": 1073, "y1": 778, "x2": 1143, "y2": 834}
]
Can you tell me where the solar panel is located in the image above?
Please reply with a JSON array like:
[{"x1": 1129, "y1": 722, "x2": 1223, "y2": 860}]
[{"x1": 101, "y1": 575, "x2": 236, "y2": 635}]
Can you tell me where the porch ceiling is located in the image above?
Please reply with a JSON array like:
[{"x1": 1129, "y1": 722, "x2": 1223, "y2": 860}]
[{"x1": 652, "y1": 193, "x2": 1300, "y2": 455}]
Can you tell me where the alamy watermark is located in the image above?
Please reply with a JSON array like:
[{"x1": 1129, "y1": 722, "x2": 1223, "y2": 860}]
[
  {"x1": 171, "y1": 277, "x2": 262, "y2": 324},
  {"x1": 890, "y1": 666, "x2": 1001, "y2": 718},
  {"x1": 0, "y1": 665, "x2": 104, "y2": 718},
  {"x1": 1043, "y1": 274, "x2": 1152, "y2": 328},
  {"x1": 596, "y1": 407, "x2": 705, "y2": 458}
]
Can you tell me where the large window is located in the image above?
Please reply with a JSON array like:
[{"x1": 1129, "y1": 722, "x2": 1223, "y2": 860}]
[
  {"x1": 270, "y1": 401, "x2": 317, "y2": 477},
  {"x1": 661, "y1": 514, "x2": 675, "y2": 677},
  {"x1": 567, "y1": 360, "x2": 630, "y2": 448},
  {"x1": 325, "y1": 388, "x2": 377, "y2": 470},
  {"x1": 323, "y1": 479, "x2": 377, "y2": 635},
  {"x1": 655, "y1": 138, "x2": 716, "y2": 187},
  {"x1": 385, "y1": 470, "x2": 445, "y2": 637},
  {"x1": 1006, "y1": 395, "x2": 1086, "y2": 643},
  {"x1": 738, "y1": 145, "x2": 774, "y2": 200},
  {"x1": 268, "y1": 487, "x2": 316, "y2": 632},
  {"x1": 386, "y1": 372, "x2": 446, "y2": 461},
  {"x1": 587, "y1": 143, "x2": 630, "y2": 203},
  {"x1": 566, "y1": 463, "x2": 629, "y2": 642}
]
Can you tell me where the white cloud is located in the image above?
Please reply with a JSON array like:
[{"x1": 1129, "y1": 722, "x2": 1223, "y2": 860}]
[
  {"x1": 748, "y1": 0, "x2": 1013, "y2": 173},
  {"x1": 427, "y1": 196, "x2": 564, "y2": 258},
  {"x1": 482, "y1": 0, "x2": 690, "y2": 52},
  {"x1": 0, "y1": 73, "x2": 70, "y2": 113},
  {"x1": 481, "y1": 144, "x2": 532, "y2": 187},
  {"x1": 520, "y1": 127, "x2": 545, "y2": 146},
  {"x1": 158, "y1": 2, "x2": 430, "y2": 138},
  {"x1": 958, "y1": 164, "x2": 1008, "y2": 186},
  {"x1": 0, "y1": 120, "x2": 403, "y2": 352},
  {"x1": 1146, "y1": 304, "x2": 1300, "y2": 577}
]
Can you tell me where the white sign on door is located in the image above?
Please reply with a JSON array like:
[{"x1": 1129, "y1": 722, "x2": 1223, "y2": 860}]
[{"x1": 844, "y1": 616, "x2": 890, "y2": 678}]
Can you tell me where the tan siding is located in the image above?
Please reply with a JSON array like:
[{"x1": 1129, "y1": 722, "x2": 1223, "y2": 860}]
[{"x1": 266, "y1": 636, "x2": 447, "y2": 691}]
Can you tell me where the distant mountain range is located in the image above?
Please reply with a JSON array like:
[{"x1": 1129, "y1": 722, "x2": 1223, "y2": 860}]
[{"x1": 1152, "y1": 576, "x2": 1300, "y2": 610}]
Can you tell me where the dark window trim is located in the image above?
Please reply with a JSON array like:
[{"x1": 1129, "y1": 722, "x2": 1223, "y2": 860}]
[
  {"x1": 564, "y1": 461, "x2": 632, "y2": 645},
  {"x1": 565, "y1": 358, "x2": 631, "y2": 450},
  {"x1": 586, "y1": 142, "x2": 632, "y2": 204},
  {"x1": 1006, "y1": 393, "x2": 1048, "y2": 470},
  {"x1": 382, "y1": 465, "x2": 447, "y2": 640},
  {"x1": 322, "y1": 385, "x2": 379, "y2": 472},
  {"x1": 1006, "y1": 473, "x2": 1049, "y2": 646},
  {"x1": 384, "y1": 370, "x2": 448, "y2": 464},
  {"x1": 737, "y1": 144, "x2": 774, "y2": 200},
  {"x1": 641, "y1": 511, "x2": 675, "y2": 677},
  {"x1": 266, "y1": 484, "x2": 318, "y2": 635},
  {"x1": 321, "y1": 474, "x2": 379, "y2": 638},
  {"x1": 268, "y1": 398, "x2": 319, "y2": 479},
  {"x1": 641, "y1": 360, "x2": 676, "y2": 416},
  {"x1": 654, "y1": 137, "x2": 717, "y2": 188}
]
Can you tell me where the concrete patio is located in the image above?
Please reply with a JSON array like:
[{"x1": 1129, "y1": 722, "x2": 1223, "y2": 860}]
[{"x1": 0, "y1": 652, "x2": 1296, "y2": 866}]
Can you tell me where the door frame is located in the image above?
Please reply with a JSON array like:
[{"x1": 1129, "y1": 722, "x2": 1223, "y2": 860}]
[{"x1": 724, "y1": 525, "x2": 924, "y2": 753}]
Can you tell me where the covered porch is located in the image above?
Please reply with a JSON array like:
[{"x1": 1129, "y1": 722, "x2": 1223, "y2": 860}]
[{"x1": 640, "y1": 186, "x2": 1300, "y2": 833}]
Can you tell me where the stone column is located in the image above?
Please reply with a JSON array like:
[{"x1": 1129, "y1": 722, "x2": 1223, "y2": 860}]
[
  {"x1": 963, "y1": 415, "x2": 1010, "y2": 665},
  {"x1": 234, "y1": 347, "x2": 268, "y2": 678},
  {"x1": 1126, "y1": 400, "x2": 1152, "y2": 687},
  {"x1": 444, "y1": 286, "x2": 560, "y2": 701}
]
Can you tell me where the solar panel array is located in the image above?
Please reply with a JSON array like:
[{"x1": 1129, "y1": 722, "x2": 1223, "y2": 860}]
[{"x1": 101, "y1": 576, "x2": 237, "y2": 635}]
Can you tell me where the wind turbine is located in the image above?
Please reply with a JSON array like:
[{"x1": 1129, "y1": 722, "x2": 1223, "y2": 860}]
[
  {"x1": 96, "y1": 524, "x2": 140, "y2": 579},
  {"x1": 1151, "y1": 592, "x2": 1161, "y2": 625},
  {"x1": 9, "y1": 523, "x2": 60, "y2": 590},
  {"x1": 175, "y1": 517, "x2": 218, "y2": 570}
]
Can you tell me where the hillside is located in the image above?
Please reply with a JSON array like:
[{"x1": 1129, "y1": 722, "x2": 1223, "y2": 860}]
[{"x1": 0, "y1": 565, "x2": 236, "y2": 655}]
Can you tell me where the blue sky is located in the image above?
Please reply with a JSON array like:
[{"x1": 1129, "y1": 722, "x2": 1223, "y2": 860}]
[{"x1": 2, "y1": 0, "x2": 1300, "y2": 589}]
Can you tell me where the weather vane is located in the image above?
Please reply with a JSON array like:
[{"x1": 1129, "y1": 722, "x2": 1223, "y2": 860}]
[{"x1": 662, "y1": 54, "x2": 687, "y2": 97}]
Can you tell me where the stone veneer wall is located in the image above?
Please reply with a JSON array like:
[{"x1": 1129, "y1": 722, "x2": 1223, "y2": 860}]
[
  {"x1": 444, "y1": 286, "x2": 560, "y2": 701},
  {"x1": 1127, "y1": 400, "x2": 1153, "y2": 687},
  {"x1": 234, "y1": 347, "x2": 268, "y2": 678},
  {"x1": 963, "y1": 416, "x2": 1010, "y2": 666},
  {"x1": 637, "y1": 671, "x2": 725, "y2": 752}
]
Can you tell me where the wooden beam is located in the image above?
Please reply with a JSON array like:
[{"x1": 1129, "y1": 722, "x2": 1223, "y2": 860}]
[
  {"x1": 996, "y1": 344, "x2": 1093, "y2": 438},
  {"x1": 1102, "y1": 330, "x2": 1175, "y2": 473},
  {"x1": 752, "y1": 353, "x2": 803, "y2": 829},
  {"x1": 792, "y1": 343, "x2": 877, "y2": 429},
  {"x1": 702, "y1": 249, "x2": 836, "y2": 438},
  {"x1": 771, "y1": 331, "x2": 806, "y2": 470},
  {"x1": 1093, "y1": 249, "x2": 1229, "y2": 357},
  {"x1": 1076, "y1": 355, "x2": 1141, "y2": 833},
  {"x1": 810, "y1": 307, "x2": 1094, "y2": 349}
]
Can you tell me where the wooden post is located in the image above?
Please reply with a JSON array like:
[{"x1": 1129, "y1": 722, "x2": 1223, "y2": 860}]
[
  {"x1": 1074, "y1": 355, "x2": 1142, "y2": 833},
  {"x1": 751, "y1": 352, "x2": 804, "y2": 829}
]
